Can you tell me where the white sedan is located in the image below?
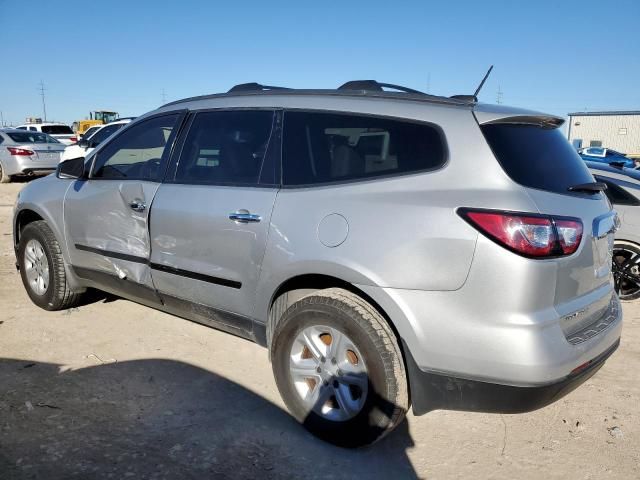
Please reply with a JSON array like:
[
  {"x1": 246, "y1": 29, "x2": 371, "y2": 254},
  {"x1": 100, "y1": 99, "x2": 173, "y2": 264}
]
[{"x1": 61, "y1": 119, "x2": 132, "y2": 162}]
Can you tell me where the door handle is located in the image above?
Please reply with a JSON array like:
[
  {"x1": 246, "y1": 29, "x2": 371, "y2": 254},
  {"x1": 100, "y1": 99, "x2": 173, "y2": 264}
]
[
  {"x1": 229, "y1": 211, "x2": 261, "y2": 223},
  {"x1": 129, "y1": 200, "x2": 147, "y2": 212}
]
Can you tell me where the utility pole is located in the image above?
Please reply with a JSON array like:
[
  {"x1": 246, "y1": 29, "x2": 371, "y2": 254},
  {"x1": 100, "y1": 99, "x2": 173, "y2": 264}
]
[
  {"x1": 0, "y1": 110, "x2": 4, "y2": 127},
  {"x1": 496, "y1": 85, "x2": 503, "y2": 104},
  {"x1": 38, "y1": 80, "x2": 47, "y2": 121},
  {"x1": 161, "y1": 88, "x2": 167, "y2": 104}
]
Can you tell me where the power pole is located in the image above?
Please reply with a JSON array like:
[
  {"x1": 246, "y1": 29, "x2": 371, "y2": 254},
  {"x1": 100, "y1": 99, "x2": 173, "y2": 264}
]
[
  {"x1": 161, "y1": 88, "x2": 167, "y2": 104},
  {"x1": 496, "y1": 85, "x2": 503, "y2": 104},
  {"x1": 38, "y1": 80, "x2": 47, "y2": 121},
  {"x1": 0, "y1": 111, "x2": 4, "y2": 127}
]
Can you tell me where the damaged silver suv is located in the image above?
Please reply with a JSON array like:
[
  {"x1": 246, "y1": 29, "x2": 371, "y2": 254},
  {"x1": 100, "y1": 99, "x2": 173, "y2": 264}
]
[{"x1": 13, "y1": 80, "x2": 622, "y2": 447}]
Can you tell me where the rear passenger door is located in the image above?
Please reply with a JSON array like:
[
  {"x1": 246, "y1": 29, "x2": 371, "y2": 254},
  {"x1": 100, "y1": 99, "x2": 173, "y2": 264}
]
[{"x1": 149, "y1": 110, "x2": 280, "y2": 333}]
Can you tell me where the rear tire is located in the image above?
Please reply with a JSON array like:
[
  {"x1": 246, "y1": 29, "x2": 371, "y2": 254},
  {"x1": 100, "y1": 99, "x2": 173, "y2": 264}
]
[
  {"x1": 271, "y1": 288, "x2": 408, "y2": 447},
  {"x1": 0, "y1": 162, "x2": 11, "y2": 183},
  {"x1": 18, "y1": 221, "x2": 82, "y2": 310}
]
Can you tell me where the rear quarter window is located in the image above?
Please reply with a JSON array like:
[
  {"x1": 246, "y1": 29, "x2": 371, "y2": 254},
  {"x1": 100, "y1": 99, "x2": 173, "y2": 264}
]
[
  {"x1": 282, "y1": 111, "x2": 445, "y2": 186},
  {"x1": 481, "y1": 123, "x2": 594, "y2": 195}
]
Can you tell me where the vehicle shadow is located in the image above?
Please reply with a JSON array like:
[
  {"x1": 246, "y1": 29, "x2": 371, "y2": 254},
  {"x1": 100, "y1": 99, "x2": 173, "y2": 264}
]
[{"x1": 0, "y1": 357, "x2": 419, "y2": 479}]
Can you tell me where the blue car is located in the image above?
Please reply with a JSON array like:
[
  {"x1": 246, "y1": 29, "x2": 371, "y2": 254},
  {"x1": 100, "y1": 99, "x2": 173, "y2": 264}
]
[{"x1": 579, "y1": 147, "x2": 636, "y2": 168}]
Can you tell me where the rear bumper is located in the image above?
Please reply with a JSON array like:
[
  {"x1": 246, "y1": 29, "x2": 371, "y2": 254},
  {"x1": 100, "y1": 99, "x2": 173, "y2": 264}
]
[
  {"x1": 2, "y1": 156, "x2": 58, "y2": 176},
  {"x1": 406, "y1": 338, "x2": 620, "y2": 415}
]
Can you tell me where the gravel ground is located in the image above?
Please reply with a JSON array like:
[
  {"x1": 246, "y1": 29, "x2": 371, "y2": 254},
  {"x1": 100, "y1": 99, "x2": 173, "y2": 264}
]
[{"x1": 0, "y1": 180, "x2": 639, "y2": 479}]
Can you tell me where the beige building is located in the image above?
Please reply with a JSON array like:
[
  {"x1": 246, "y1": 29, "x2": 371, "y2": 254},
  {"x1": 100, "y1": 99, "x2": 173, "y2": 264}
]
[{"x1": 567, "y1": 111, "x2": 640, "y2": 158}]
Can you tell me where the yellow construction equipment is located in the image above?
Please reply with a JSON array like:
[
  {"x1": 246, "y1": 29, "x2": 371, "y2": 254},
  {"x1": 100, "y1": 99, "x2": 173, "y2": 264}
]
[{"x1": 73, "y1": 111, "x2": 119, "y2": 136}]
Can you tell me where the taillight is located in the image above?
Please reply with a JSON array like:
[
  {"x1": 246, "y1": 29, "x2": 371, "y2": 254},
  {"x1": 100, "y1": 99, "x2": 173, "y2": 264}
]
[
  {"x1": 459, "y1": 209, "x2": 583, "y2": 258},
  {"x1": 7, "y1": 147, "x2": 34, "y2": 156},
  {"x1": 69, "y1": 136, "x2": 77, "y2": 143}
]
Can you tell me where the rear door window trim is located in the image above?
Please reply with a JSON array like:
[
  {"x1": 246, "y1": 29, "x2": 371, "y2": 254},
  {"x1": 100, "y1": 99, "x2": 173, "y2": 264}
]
[{"x1": 163, "y1": 108, "x2": 281, "y2": 188}]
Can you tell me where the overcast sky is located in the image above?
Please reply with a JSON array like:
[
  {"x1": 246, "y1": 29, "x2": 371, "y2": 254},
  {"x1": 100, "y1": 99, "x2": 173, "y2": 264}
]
[{"x1": 1, "y1": 0, "x2": 639, "y2": 126}]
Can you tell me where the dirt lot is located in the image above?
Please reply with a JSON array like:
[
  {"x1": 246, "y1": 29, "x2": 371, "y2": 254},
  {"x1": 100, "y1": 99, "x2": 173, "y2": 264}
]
[{"x1": 0, "y1": 180, "x2": 638, "y2": 480}]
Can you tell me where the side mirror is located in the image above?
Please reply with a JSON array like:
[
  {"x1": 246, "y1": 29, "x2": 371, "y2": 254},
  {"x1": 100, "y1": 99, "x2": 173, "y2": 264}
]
[
  {"x1": 78, "y1": 138, "x2": 90, "y2": 148},
  {"x1": 57, "y1": 157, "x2": 86, "y2": 179}
]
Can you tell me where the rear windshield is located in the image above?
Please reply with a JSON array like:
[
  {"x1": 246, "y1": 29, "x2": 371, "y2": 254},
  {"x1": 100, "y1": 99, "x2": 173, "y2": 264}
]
[
  {"x1": 481, "y1": 123, "x2": 594, "y2": 194},
  {"x1": 41, "y1": 125, "x2": 73, "y2": 135},
  {"x1": 6, "y1": 132, "x2": 60, "y2": 144}
]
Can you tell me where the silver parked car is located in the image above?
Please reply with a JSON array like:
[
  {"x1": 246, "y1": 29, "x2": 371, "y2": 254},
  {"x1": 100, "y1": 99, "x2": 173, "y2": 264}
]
[
  {"x1": 13, "y1": 81, "x2": 622, "y2": 447},
  {"x1": 0, "y1": 129, "x2": 65, "y2": 183},
  {"x1": 587, "y1": 161, "x2": 640, "y2": 300}
]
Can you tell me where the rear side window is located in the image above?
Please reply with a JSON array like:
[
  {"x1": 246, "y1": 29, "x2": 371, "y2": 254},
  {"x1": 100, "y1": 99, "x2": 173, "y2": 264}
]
[
  {"x1": 593, "y1": 176, "x2": 640, "y2": 206},
  {"x1": 41, "y1": 125, "x2": 73, "y2": 135},
  {"x1": 173, "y1": 110, "x2": 275, "y2": 186},
  {"x1": 482, "y1": 124, "x2": 594, "y2": 194},
  {"x1": 282, "y1": 111, "x2": 445, "y2": 186},
  {"x1": 6, "y1": 132, "x2": 59, "y2": 144}
]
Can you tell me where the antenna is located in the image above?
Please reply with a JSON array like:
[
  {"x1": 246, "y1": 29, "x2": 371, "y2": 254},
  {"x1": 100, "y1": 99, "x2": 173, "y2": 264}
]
[
  {"x1": 38, "y1": 80, "x2": 47, "y2": 121},
  {"x1": 496, "y1": 85, "x2": 503, "y2": 104},
  {"x1": 473, "y1": 65, "x2": 494, "y2": 99}
]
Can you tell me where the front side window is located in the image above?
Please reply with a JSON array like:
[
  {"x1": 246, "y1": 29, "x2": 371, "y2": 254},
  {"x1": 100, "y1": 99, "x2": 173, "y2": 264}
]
[
  {"x1": 88, "y1": 123, "x2": 124, "y2": 146},
  {"x1": 282, "y1": 111, "x2": 445, "y2": 186},
  {"x1": 92, "y1": 114, "x2": 180, "y2": 181},
  {"x1": 173, "y1": 110, "x2": 275, "y2": 185}
]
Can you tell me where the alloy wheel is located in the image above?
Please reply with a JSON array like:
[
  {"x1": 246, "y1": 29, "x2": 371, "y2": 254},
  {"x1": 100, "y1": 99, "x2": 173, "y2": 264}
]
[
  {"x1": 23, "y1": 239, "x2": 50, "y2": 296},
  {"x1": 612, "y1": 244, "x2": 640, "y2": 300},
  {"x1": 289, "y1": 325, "x2": 368, "y2": 422}
]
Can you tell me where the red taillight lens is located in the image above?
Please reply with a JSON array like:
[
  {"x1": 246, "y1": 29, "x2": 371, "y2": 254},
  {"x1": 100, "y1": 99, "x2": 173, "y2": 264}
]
[
  {"x1": 555, "y1": 219, "x2": 583, "y2": 255},
  {"x1": 7, "y1": 147, "x2": 34, "y2": 156},
  {"x1": 69, "y1": 136, "x2": 77, "y2": 143},
  {"x1": 460, "y1": 209, "x2": 583, "y2": 258}
]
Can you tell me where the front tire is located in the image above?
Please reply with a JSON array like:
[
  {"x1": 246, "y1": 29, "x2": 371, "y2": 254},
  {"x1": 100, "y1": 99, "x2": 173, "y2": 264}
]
[
  {"x1": 271, "y1": 288, "x2": 409, "y2": 447},
  {"x1": 18, "y1": 221, "x2": 82, "y2": 310},
  {"x1": 613, "y1": 240, "x2": 640, "y2": 301}
]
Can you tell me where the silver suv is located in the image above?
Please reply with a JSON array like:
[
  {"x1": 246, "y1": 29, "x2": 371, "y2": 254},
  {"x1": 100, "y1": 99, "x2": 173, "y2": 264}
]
[{"x1": 13, "y1": 81, "x2": 622, "y2": 447}]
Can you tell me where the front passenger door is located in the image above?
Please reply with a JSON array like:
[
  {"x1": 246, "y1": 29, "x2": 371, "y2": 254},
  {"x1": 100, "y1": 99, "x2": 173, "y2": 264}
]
[{"x1": 64, "y1": 113, "x2": 183, "y2": 304}]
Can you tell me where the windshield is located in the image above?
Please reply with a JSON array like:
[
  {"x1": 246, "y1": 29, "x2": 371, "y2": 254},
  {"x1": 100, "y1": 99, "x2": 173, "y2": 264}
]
[
  {"x1": 7, "y1": 131, "x2": 60, "y2": 144},
  {"x1": 481, "y1": 123, "x2": 594, "y2": 194},
  {"x1": 41, "y1": 125, "x2": 73, "y2": 135}
]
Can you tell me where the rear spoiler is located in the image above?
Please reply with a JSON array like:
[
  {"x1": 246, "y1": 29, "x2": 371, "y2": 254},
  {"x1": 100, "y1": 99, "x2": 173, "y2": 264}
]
[
  {"x1": 474, "y1": 105, "x2": 564, "y2": 129},
  {"x1": 480, "y1": 115, "x2": 564, "y2": 129}
]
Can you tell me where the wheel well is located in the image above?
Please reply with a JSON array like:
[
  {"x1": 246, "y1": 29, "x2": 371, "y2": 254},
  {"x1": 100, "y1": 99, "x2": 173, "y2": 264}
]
[
  {"x1": 267, "y1": 274, "x2": 401, "y2": 349},
  {"x1": 15, "y1": 210, "x2": 43, "y2": 245}
]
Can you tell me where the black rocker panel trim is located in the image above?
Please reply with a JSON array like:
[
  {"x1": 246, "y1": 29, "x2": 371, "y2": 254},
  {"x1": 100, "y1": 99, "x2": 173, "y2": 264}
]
[{"x1": 74, "y1": 244, "x2": 242, "y2": 289}]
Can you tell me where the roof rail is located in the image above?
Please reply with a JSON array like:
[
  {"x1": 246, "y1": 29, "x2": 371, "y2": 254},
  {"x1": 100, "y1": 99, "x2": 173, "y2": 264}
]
[
  {"x1": 338, "y1": 80, "x2": 425, "y2": 95},
  {"x1": 450, "y1": 94, "x2": 477, "y2": 102},
  {"x1": 227, "y1": 82, "x2": 290, "y2": 93}
]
